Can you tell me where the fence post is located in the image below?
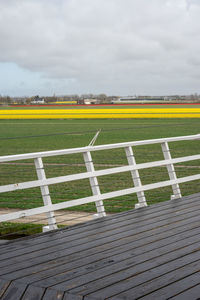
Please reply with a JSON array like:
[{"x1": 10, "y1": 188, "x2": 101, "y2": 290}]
[
  {"x1": 34, "y1": 157, "x2": 58, "y2": 231},
  {"x1": 161, "y1": 142, "x2": 182, "y2": 200},
  {"x1": 125, "y1": 146, "x2": 147, "y2": 208},
  {"x1": 83, "y1": 151, "x2": 106, "y2": 217}
]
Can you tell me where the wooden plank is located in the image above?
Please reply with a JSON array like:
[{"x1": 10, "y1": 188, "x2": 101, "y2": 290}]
[
  {"x1": 1, "y1": 203, "x2": 200, "y2": 276},
  {"x1": 138, "y1": 271, "x2": 200, "y2": 300},
  {"x1": 161, "y1": 141, "x2": 181, "y2": 199},
  {"x1": 1, "y1": 194, "x2": 200, "y2": 299},
  {"x1": 169, "y1": 284, "x2": 200, "y2": 300},
  {"x1": 42, "y1": 288, "x2": 64, "y2": 300},
  {"x1": 0, "y1": 192, "x2": 197, "y2": 255},
  {"x1": 0, "y1": 240, "x2": 8, "y2": 245},
  {"x1": 0, "y1": 196, "x2": 198, "y2": 262},
  {"x1": 0, "y1": 282, "x2": 27, "y2": 300},
  {"x1": 42, "y1": 234, "x2": 200, "y2": 294},
  {"x1": 20, "y1": 285, "x2": 45, "y2": 300},
  {"x1": 9, "y1": 221, "x2": 200, "y2": 286},
  {"x1": 95, "y1": 257, "x2": 200, "y2": 299},
  {"x1": 63, "y1": 292, "x2": 84, "y2": 300},
  {"x1": 0, "y1": 193, "x2": 199, "y2": 259},
  {"x1": 3, "y1": 218, "x2": 200, "y2": 287},
  {"x1": 83, "y1": 151, "x2": 105, "y2": 217},
  {"x1": 34, "y1": 157, "x2": 57, "y2": 231},
  {"x1": 2, "y1": 217, "x2": 198, "y2": 281},
  {"x1": 125, "y1": 146, "x2": 147, "y2": 208},
  {"x1": 1, "y1": 203, "x2": 200, "y2": 274},
  {"x1": 0, "y1": 279, "x2": 11, "y2": 298}
]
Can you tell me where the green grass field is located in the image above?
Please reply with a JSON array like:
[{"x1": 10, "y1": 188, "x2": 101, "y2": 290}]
[{"x1": 1, "y1": 118, "x2": 200, "y2": 154}]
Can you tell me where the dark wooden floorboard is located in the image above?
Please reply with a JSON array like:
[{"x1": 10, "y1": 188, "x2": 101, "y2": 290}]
[
  {"x1": 20, "y1": 285, "x2": 45, "y2": 300},
  {"x1": 96, "y1": 259, "x2": 200, "y2": 299},
  {"x1": 0, "y1": 282, "x2": 27, "y2": 300},
  {"x1": 0, "y1": 192, "x2": 198, "y2": 256},
  {"x1": 0, "y1": 280, "x2": 10, "y2": 299},
  {"x1": 1, "y1": 195, "x2": 198, "y2": 260},
  {"x1": 2, "y1": 207, "x2": 200, "y2": 284},
  {"x1": 1, "y1": 199, "x2": 200, "y2": 276},
  {"x1": 54, "y1": 240, "x2": 200, "y2": 297},
  {"x1": 11, "y1": 224, "x2": 200, "y2": 286},
  {"x1": 1, "y1": 193, "x2": 200, "y2": 299},
  {"x1": 4, "y1": 202, "x2": 200, "y2": 278},
  {"x1": 139, "y1": 272, "x2": 200, "y2": 299},
  {"x1": 169, "y1": 284, "x2": 200, "y2": 300},
  {"x1": 42, "y1": 288, "x2": 64, "y2": 300},
  {"x1": 23, "y1": 226, "x2": 200, "y2": 289},
  {"x1": 63, "y1": 292, "x2": 84, "y2": 300}
]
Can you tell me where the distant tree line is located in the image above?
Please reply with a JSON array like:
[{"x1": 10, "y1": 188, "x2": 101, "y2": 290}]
[
  {"x1": 0, "y1": 94, "x2": 118, "y2": 104},
  {"x1": 0, "y1": 96, "x2": 12, "y2": 104},
  {"x1": 1, "y1": 93, "x2": 200, "y2": 105}
]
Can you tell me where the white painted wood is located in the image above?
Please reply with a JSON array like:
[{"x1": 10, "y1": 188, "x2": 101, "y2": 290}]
[
  {"x1": 34, "y1": 158, "x2": 57, "y2": 231},
  {"x1": 161, "y1": 142, "x2": 182, "y2": 200},
  {"x1": 1, "y1": 154, "x2": 200, "y2": 193},
  {"x1": 125, "y1": 146, "x2": 147, "y2": 208},
  {"x1": 1, "y1": 173, "x2": 200, "y2": 223},
  {"x1": 83, "y1": 151, "x2": 106, "y2": 217}
]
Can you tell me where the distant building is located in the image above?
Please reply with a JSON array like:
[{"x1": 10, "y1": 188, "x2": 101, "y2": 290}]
[
  {"x1": 112, "y1": 96, "x2": 166, "y2": 103},
  {"x1": 78, "y1": 98, "x2": 100, "y2": 105},
  {"x1": 118, "y1": 96, "x2": 137, "y2": 102},
  {"x1": 31, "y1": 96, "x2": 45, "y2": 104}
]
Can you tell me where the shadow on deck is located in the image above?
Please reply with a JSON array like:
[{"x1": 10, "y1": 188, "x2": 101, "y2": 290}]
[{"x1": 1, "y1": 193, "x2": 200, "y2": 300}]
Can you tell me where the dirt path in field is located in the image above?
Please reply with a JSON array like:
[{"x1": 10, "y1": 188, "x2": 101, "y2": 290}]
[{"x1": 0, "y1": 207, "x2": 99, "y2": 226}]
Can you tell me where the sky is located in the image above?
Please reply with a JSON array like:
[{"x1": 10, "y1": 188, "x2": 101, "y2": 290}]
[{"x1": 0, "y1": 0, "x2": 200, "y2": 97}]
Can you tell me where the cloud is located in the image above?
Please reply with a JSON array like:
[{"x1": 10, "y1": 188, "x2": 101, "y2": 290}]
[{"x1": 0, "y1": 0, "x2": 200, "y2": 95}]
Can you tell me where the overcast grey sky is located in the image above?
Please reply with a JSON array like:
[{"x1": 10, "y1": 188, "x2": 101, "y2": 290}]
[{"x1": 0, "y1": 0, "x2": 200, "y2": 96}]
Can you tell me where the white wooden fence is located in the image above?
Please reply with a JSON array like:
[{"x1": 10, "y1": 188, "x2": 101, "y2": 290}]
[{"x1": 0, "y1": 133, "x2": 200, "y2": 232}]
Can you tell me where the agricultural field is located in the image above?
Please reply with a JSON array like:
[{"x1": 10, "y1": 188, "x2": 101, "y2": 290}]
[
  {"x1": 1, "y1": 103, "x2": 200, "y2": 118},
  {"x1": 0, "y1": 110, "x2": 200, "y2": 237},
  {"x1": 0, "y1": 117, "x2": 200, "y2": 154}
]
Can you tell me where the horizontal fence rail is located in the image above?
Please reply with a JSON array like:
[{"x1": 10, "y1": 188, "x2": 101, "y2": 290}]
[{"x1": 0, "y1": 133, "x2": 200, "y2": 232}]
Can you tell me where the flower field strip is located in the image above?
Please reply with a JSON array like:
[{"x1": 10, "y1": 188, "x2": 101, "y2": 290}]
[{"x1": 1, "y1": 108, "x2": 200, "y2": 118}]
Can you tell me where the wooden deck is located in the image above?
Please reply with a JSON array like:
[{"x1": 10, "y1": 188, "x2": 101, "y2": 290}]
[{"x1": 1, "y1": 193, "x2": 200, "y2": 299}]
